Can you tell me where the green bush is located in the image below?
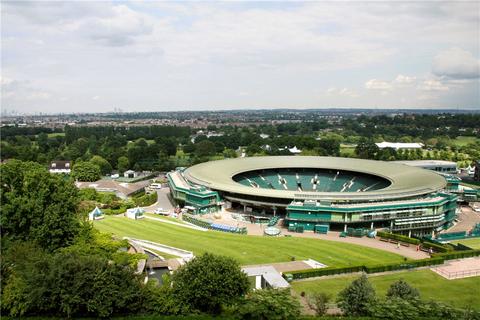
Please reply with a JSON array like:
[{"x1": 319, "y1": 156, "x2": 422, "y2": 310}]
[
  {"x1": 133, "y1": 192, "x2": 158, "y2": 207},
  {"x1": 288, "y1": 265, "x2": 365, "y2": 280},
  {"x1": 431, "y1": 249, "x2": 480, "y2": 260},
  {"x1": 376, "y1": 231, "x2": 420, "y2": 245},
  {"x1": 287, "y1": 257, "x2": 445, "y2": 280},
  {"x1": 364, "y1": 257, "x2": 444, "y2": 274},
  {"x1": 421, "y1": 241, "x2": 452, "y2": 253}
]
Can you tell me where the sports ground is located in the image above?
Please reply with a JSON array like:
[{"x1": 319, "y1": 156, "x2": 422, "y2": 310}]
[
  {"x1": 292, "y1": 269, "x2": 480, "y2": 310},
  {"x1": 94, "y1": 216, "x2": 405, "y2": 266},
  {"x1": 95, "y1": 215, "x2": 480, "y2": 309}
]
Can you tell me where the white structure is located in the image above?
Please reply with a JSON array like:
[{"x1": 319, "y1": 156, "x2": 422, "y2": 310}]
[
  {"x1": 88, "y1": 206, "x2": 104, "y2": 221},
  {"x1": 49, "y1": 161, "x2": 71, "y2": 174},
  {"x1": 376, "y1": 142, "x2": 423, "y2": 150},
  {"x1": 394, "y1": 160, "x2": 458, "y2": 174},
  {"x1": 124, "y1": 170, "x2": 138, "y2": 178},
  {"x1": 126, "y1": 207, "x2": 145, "y2": 220},
  {"x1": 242, "y1": 266, "x2": 290, "y2": 289}
]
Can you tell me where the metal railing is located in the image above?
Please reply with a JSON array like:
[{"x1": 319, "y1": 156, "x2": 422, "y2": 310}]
[{"x1": 433, "y1": 267, "x2": 480, "y2": 279}]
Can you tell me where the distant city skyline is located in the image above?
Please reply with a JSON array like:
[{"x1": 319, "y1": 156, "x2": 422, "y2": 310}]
[{"x1": 2, "y1": 1, "x2": 479, "y2": 114}]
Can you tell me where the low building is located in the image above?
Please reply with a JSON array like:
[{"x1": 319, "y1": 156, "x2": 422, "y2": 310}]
[
  {"x1": 376, "y1": 142, "x2": 423, "y2": 150},
  {"x1": 76, "y1": 179, "x2": 149, "y2": 199},
  {"x1": 124, "y1": 170, "x2": 138, "y2": 178},
  {"x1": 393, "y1": 160, "x2": 457, "y2": 174},
  {"x1": 242, "y1": 266, "x2": 290, "y2": 290},
  {"x1": 49, "y1": 160, "x2": 71, "y2": 174},
  {"x1": 88, "y1": 206, "x2": 104, "y2": 221},
  {"x1": 126, "y1": 207, "x2": 145, "y2": 220}
]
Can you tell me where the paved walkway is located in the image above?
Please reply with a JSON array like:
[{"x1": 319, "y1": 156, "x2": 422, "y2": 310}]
[
  {"x1": 142, "y1": 188, "x2": 175, "y2": 213},
  {"x1": 445, "y1": 205, "x2": 480, "y2": 233}
]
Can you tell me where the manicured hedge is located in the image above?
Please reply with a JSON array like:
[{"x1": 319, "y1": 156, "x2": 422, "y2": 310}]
[
  {"x1": 287, "y1": 265, "x2": 365, "y2": 280},
  {"x1": 376, "y1": 231, "x2": 420, "y2": 245},
  {"x1": 421, "y1": 241, "x2": 453, "y2": 253},
  {"x1": 431, "y1": 249, "x2": 480, "y2": 260},
  {"x1": 287, "y1": 257, "x2": 445, "y2": 280},
  {"x1": 364, "y1": 257, "x2": 444, "y2": 273}
]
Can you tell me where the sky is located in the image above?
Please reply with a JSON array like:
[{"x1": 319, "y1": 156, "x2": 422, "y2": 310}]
[{"x1": 1, "y1": 1, "x2": 479, "y2": 114}]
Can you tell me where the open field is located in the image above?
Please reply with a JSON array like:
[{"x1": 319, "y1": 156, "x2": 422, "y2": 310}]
[
  {"x1": 452, "y1": 238, "x2": 480, "y2": 249},
  {"x1": 94, "y1": 216, "x2": 405, "y2": 266},
  {"x1": 452, "y1": 136, "x2": 480, "y2": 147},
  {"x1": 47, "y1": 132, "x2": 65, "y2": 138},
  {"x1": 291, "y1": 269, "x2": 480, "y2": 310}
]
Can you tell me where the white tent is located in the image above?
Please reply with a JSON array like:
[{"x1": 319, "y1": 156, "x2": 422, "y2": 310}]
[
  {"x1": 126, "y1": 206, "x2": 145, "y2": 220},
  {"x1": 88, "y1": 206, "x2": 104, "y2": 221}
]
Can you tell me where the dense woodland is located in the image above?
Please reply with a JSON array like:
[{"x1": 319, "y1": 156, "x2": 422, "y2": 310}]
[{"x1": 1, "y1": 114, "x2": 479, "y2": 178}]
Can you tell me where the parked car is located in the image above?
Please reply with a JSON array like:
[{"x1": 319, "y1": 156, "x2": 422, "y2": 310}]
[
  {"x1": 154, "y1": 208, "x2": 169, "y2": 215},
  {"x1": 150, "y1": 183, "x2": 162, "y2": 189}
]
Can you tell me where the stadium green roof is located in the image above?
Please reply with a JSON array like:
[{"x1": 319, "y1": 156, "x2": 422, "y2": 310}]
[{"x1": 183, "y1": 156, "x2": 447, "y2": 201}]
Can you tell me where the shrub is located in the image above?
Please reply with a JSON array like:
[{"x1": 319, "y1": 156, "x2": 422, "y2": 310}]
[
  {"x1": 386, "y1": 280, "x2": 420, "y2": 300},
  {"x1": 170, "y1": 253, "x2": 250, "y2": 315},
  {"x1": 233, "y1": 289, "x2": 301, "y2": 320},
  {"x1": 421, "y1": 241, "x2": 452, "y2": 253},
  {"x1": 307, "y1": 292, "x2": 331, "y2": 316},
  {"x1": 376, "y1": 231, "x2": 420, "y2": 245},
  {"x1": 287, "y1": 265, "x2": 365, "y2": 280},
  {"x1": 432, "y1": 249, "x2": 480, "y2": 260},
  {"x1": 337, "y1": 274, "x2": 376, "y2": 316}
]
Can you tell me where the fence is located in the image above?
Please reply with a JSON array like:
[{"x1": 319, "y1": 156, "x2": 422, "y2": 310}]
[{"x1": 433, "y1": 267, "x2": 480, "y2": 280}]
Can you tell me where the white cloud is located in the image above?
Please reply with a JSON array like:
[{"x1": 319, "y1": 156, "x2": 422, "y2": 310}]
[
  {"x1": 418, "y1": 79, "x2": 449, "y2": 91},
  {"x1": 432, "y1": 47, "x2": 480, "y2": 79},
  {"x1": 394, "y1": 74, "x2": 416, "y2": 85},
  {"x1": 365, "y1": 79, "x2": 392, "y2": 90}
]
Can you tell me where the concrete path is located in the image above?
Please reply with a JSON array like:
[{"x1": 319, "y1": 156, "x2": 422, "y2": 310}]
[
  {"x1": 126, "y1": 237, "x2": 194, "y2": 262},
  {"x1": 142, "y1": 188, "x2": 175, "y2": 213},
  {"x1": 144, "y1": 215, "x2": 208, "y2": 231},
  {"x1": 445, "y1": 205, "x2": 480, "y2": 233}
]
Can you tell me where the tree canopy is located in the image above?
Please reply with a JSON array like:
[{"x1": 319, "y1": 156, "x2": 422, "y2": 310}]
[{"x1": 0, "y1": 160, "x2": 81, "y2": 251}]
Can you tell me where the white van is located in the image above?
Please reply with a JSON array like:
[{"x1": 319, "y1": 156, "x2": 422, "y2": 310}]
[{"x1": 150, "y1": 183, "x2": 162, "y2": 189}]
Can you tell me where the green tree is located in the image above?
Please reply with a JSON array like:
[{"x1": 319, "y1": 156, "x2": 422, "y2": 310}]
[
  {"x1": 355, "y1": 139, "x2": 379, "y2": 159},
  {"x1": 72, "y1": 161, "x2": 101, "y2": 182},
  {"x1": 337, "y1": 274, "x2": 376, "y2": 316},
  {"x1": 307, "y1": 292, "x2": 331, "y2": 316},
  {"x1": 0, "y1": 160, "x2": 81, "y2": 251},
  {"x1": 89, "y1": 155, "x2": 112, "y2": 175},
  {"x1": 386, "y1": 279, "x2": 420, "y2": 300},
  {"x1": 194, "y1": 140, "x2": 216, "y2": 158},
  {"x1": 117, "y1": 156, "x2": 129, "y2": 173},
  {"x1": 171, "y1": 253, "x2": 250, "y2": 314},
  {"x1": 233, "y1": 289, "x2": 301, "y2": 320},
  {"x1": 1, "y1": 248, "x2": 148, "y2": 318}
]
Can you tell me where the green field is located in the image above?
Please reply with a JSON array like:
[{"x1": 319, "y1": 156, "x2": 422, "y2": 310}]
[
  {"x1": 452, "y1": 136, "x2": 480, "y2": 147},
  {"x1": 94, "y1": 216, "x2": 405, "y2": 266},
  {"x1": 291, "y1": 269, "x2": 480, "y2": 310},
  {"x1": 46, "y1": 132, "x2": 65, "y2": 138},
  {"x1": 452, "y1": 238, "x2": 480, "y2": 249}
]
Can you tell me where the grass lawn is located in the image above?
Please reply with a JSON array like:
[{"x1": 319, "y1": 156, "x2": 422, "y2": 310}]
[
  {"x1": 94, "y1": 216, "x2": 405, "y2": 266},
  {"x1": 452, "y1": 238, "x2": 480, "y2": 249},
  {"x1": 46, "y1": 132, "x2": 65, "y2": 138},
  {"x1": 340, "y1": 144, "x2": 356, "y2": 157},
  {"x1": 452, "y1": 136, "x2": 480, "y2": 147},
  {"x1": 291, "y1": 269, "x2": 480, "y2": 310}
]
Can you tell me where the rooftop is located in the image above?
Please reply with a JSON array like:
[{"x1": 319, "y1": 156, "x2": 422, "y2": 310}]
[{"x1": 184, "y1": 156, "x2": 446, "y2": 201}]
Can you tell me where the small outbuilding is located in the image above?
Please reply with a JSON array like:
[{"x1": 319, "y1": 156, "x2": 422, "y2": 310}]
[
  {"x1": 49, "y1": 160, "x2": 71, "y2": 174},
  {"x1": 126, "y1": 207, "x2": 145, "y2": 220},
  {"x1": 124, "y1": 170, "x2": 138, "y2": 178},
  {"x1": 88, "y1": 206, "x2": 104, "y2": 221}
]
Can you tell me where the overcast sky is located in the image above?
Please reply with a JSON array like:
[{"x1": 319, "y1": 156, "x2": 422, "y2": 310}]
[{"x1": 1, "y1": 1, "x2": 479, "y2": 114}]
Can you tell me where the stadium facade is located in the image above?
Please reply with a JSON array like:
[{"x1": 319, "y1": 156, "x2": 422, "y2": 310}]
[{"x1": 167, "y1": 156, "x2": 460, "y2": 237}]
